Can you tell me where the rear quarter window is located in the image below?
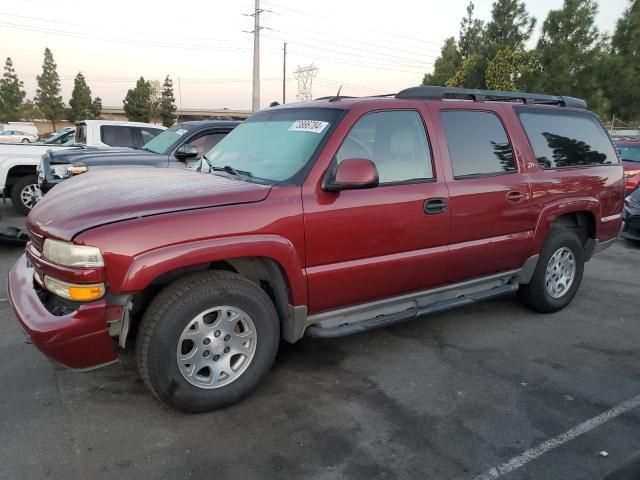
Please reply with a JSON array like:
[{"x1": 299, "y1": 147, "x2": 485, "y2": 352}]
[{"x1": 518, "y1": 109, "x2": 619, "y2": 169}]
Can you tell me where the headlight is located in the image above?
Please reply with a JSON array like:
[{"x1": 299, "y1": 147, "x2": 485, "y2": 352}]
[
  {"x1": 43, "y1": 239, "x2": 104, "y2": 267},
  {"x1": 51, "y1": 165, "x2": 71, "y2": 179}
]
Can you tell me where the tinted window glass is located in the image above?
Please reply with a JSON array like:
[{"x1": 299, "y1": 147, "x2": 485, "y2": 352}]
[
  {"x1": 519, "y1": 109, "x2": 618, "y2": 168},
  {"x1": 140, "y1": 127, "x2": 163, "y2": 146},
  {"x1": 191, "y1": 133, "x2": 225, "y2": 157},
  {"x1": 101, "y1": 126, "x2": 134, "y2": 147},
  {"x1": 75, "y1": 124, "x2": 87, "y2": 144},
  {"x1": 144, "y1": 124, "x2": 196, "y2": 154},
  {"x1": 441, "y1": 110, "x2": 516, "y2": 177},
  {"x1": 335, "y1": 110, "x2": 433, "y2": 183},
  {"x1": 617, "y1": 144, "x2": 640, "y2": 163}
]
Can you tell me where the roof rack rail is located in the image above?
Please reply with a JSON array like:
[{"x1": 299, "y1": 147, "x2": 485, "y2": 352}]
[{"x1": 396, "y1": 86, "x2": 587, "y2": 109}]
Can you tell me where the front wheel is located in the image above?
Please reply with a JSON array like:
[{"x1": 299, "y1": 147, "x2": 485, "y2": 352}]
[
  {"x1": 11, "y1": 175, "x2": 41, "y2": 215},
  {"x1": 136, "y1": 271, "x2": 280, "y2": 412},
  {"x1": 21, "y1": 138, "x2": 30, "y2": 143},
  {"x1": 518, "y1": 227, "x2": 585, "y2": 313}
]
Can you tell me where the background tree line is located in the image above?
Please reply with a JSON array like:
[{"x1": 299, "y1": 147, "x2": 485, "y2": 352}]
[
  {"x1": 424, "y1": 0, "x2": 640, "y2": 124},
  {"x1": 0, "y1": 48, "x2": 177, "y2": 129}
]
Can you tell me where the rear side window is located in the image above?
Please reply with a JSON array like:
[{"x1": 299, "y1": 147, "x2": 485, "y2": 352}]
[
  {"x1": 101, "y1": 126, "x2": 134, "y2": 147},
  {"x1": 518, "y1": 109, "x2": 619, "y2": 168},
  {"x1": 441, "y1": 110, "x2": 516, "y2": 178}
]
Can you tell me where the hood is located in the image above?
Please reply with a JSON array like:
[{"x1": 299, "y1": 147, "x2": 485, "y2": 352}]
[
  {"x1": 28, "y1": 168, "x2": 271, "y2": 241},
  {"x1": 49, "y1": 146, "x2": 146, "y2": 165}
]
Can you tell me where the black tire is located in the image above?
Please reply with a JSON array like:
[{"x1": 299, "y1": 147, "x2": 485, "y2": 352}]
[
  {"x1": 21, "y1": 138, "x2": 29, "y2": 143},
  {"x1": 518, "y1": 227, "x2": 585, "y2": 313},
  {"x1": 11, "y1": 175, "x2": 39, "y2": 215},
  {"x1": 136, "y1": 270, "x2": 280, "y2": 413}
]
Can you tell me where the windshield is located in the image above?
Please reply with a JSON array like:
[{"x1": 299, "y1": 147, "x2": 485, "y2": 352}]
[
  {"x1": 617, "y1": 144, "x2": 640, "y2": 162},
  {"x1": 44, "y1": 130, "x2": 74, "y2": 144},
  {"x1": 204, "y1": 108, "x2": 342, "y2": 183},
  {"x1": 143, "y1": 124, "x2": 194, "y2": 154}
]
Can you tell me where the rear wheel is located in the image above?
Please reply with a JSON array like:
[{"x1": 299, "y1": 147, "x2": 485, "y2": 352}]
[
  {"x1": 11, "y1": 175, "x2": 41, "y2": 215},
  {"x1": 136, "y1": 270, "x2": 280, "y2": 412},
  {"x1": 21, "y1": 138, "x2": 30, "y2": 143},
  {"x1": 518, "y1": 227, "x2": 585, "y2": 313}
]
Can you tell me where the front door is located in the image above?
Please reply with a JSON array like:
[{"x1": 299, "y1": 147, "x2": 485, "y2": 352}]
[{"x1": 302, "y1": 108, "x2": 450, "y2": 314}]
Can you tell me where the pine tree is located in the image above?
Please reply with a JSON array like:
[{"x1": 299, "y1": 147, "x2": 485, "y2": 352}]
[
  {"x1": 35, "y1": 48, "x2": 64, "y2": 130},
  {"x1": 0, "y1": 57, "x2": 26, "y2": 123},
  {"x1": 123, "y1": 77, "x2": 151, "y2": 122},
  {"x1": 609, "y1": 0, "x2": 640, "y2": 123},
  {"x1": 485, "y1": 0, "x2": 536, "y2": 54},
  {"x1": 537, "y1": 1, "x2": 604, "y2": 104},
  {"x1": 89, "y1": 96, "x2": 102, "y2": 119},
  {"x1": 459, "y1": 2, "x2": 485, "y2": 59},
  {"x1": 422, "y1": 38, "x2": 462, "y2": 86},
  {"x1": 159, "y1": 75, "x2": 177, "y2": 127},
  {"x1": 68, "y1": 72, "x2": 92, "y2": 123}
]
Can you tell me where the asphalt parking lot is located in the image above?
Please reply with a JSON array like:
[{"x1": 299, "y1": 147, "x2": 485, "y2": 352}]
[{"x1": 1, "y1": 201, "x2": 639, "y2": 480}]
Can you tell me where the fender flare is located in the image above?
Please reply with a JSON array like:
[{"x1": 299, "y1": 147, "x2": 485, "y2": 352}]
[
  {"x1": 120, "y1": 234, "x2": 307, "y2": 306},
  {"x1": 528, "y1": 197, "x2": 600, "y2": 256}
]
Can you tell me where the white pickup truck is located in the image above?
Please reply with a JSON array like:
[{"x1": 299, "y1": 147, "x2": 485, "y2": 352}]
[{"x1": 0, "y1": 120, "x2": 165, "y2": 214}]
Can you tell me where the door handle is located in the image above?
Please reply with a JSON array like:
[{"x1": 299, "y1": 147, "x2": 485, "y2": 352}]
[
  {"x1": 506, "y1": 190, "x2": 525, "y2": 204},
  {"x1": 424, "y1": 198, "x2": 447, "y2": 215}
]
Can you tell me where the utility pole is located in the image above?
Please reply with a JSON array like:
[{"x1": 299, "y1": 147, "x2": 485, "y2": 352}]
[
  {"x1": 251, "y1": 0, "x2": 261, "y2": 113},
  {"x1": 282, "y1": 42, "x2": 287, "y2": 104},
  {"x1": 177, "y1": 77, "x2": 183, "y2": 122},
  {"x1": 294, "y1": 64, "x2": 318, "y2": 101}
]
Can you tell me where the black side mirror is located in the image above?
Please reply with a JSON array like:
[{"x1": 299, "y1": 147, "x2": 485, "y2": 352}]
[{"x1": 175, "y1": 143, "x2": 199, "y2": 161}]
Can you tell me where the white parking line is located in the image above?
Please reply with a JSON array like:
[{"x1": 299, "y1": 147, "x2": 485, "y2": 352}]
[{"x1": 473, "y1": 394, "x2": 640, "y2": 480}]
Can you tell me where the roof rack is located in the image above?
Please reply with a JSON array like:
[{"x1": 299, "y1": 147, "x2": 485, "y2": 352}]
[{"x1": 396, "y1": 86, "x2": 587, "y2": 109}]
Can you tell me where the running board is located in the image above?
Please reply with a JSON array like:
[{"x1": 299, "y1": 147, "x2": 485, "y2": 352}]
[{"x1": 305, "y1": 273, "x2": 520, "y2": 339}]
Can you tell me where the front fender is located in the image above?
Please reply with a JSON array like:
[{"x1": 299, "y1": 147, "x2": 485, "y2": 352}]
[
  {"x1": 120, "y1": 234, "x2": 307, "y2": 305},
  {"x1": 528, "y1": 197, "x2": 600, "y2": 256}
]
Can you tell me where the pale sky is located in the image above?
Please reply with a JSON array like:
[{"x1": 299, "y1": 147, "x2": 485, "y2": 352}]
[{"x1": 1, "y1": 0, "x2": 630, "y2": 111}]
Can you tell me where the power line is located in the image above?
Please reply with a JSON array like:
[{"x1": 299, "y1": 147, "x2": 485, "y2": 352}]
[
  {"x1": 0, "y1": 21, "x2": 280, "y2": 54},
  {"x1": 261, "y1": 0, "x2": 448, "y2": 47}
]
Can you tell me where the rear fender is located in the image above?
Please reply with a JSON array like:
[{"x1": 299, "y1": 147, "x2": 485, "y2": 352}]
[{"x1": 528, "y1": 197, "x2": 600, "y2": 256}]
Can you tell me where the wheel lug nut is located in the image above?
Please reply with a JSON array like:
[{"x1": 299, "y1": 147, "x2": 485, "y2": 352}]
[
  {"x1": 203, "y1": 338, "x2": 211, "y2": 345},
  {"x1": 224, "y1": 347, "x2": 230, "y2": 353},
  {"x1": 213, "y1": 355, "x2": 220, "y2": 361},
  {"x1": 214, "y1": 331, "x2": 220, "y2": 337},
  {"x1": 203, "y1": 350, "x2": 210, "y2": 357},
  {"x1": 224, "y1": 334, "x2": 230, "y2": 341}
]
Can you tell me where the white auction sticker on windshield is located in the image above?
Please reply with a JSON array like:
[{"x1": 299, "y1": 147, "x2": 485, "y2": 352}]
[
  {"x1": 289, "y1": 120, "x2": 329, "y2": 133},
  {"x1": 175, "y1": 129, "x2": 188, "y2": 135}
]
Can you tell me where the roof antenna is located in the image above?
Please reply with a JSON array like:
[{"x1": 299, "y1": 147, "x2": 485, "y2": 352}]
[{"x1": 329, "y1": 85, "x2": 343, "y2": 102}]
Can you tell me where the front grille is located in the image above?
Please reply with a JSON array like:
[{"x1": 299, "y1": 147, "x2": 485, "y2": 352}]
[{"x1": 28, "y1": 229, "x2": 43, "y2": 252}]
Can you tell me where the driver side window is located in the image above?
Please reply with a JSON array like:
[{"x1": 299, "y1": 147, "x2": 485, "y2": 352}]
[{"x1": 335, "y1": 110, "x2": 433, "y2": 183}]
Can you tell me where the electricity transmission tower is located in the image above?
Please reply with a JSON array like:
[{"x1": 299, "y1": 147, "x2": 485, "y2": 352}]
[{"x1": 294, "y1": 64, "x2": 318, "y2": 101}]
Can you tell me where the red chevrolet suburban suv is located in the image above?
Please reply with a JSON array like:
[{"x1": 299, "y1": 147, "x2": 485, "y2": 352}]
[{"x1": 9, "y1": 86, "x2": 624, "y2": 412}]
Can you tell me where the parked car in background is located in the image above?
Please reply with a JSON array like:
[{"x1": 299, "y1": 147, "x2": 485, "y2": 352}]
[
  {"x1": 622, "y1": 188, "x2": 640, "y2": 241},
  {"x1": 0, "y1": 130, "x2": 38, "y2": 143},
  {"x1": 9, "y1": 86, "x2": 624, "y2": 412},
  {"x1": 614, "y1": 139, "x2": 640, "y2": 193},
  {"x1": 0, "y1": 120, "x2": 165, "y2": 215},
  {"x1": 39, "y1": 120, "x2": 239, "y2": 194}
]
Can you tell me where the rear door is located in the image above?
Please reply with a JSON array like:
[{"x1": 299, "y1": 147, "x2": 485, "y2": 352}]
[
  {"x1": 432, "y1": 104, "x2": 535, "y2": 283},
  {"x1": 302, "y1": 107, "x2": 450, "y2": 313}
]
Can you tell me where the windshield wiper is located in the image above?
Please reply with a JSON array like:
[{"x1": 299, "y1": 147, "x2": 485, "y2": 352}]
[{"x1": 210, "y1": 164, "x2": 253, "y2": 180}]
